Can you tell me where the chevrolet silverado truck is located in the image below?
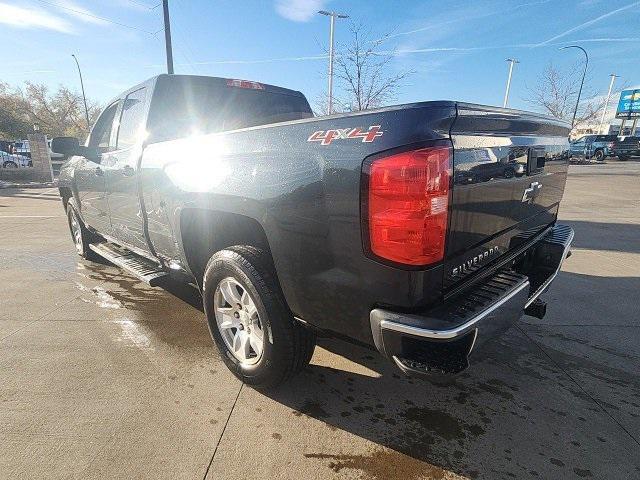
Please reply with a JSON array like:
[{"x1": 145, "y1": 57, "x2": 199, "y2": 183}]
[{"x1": 54, "y1": 74, "x2": 574, "y2": 388}]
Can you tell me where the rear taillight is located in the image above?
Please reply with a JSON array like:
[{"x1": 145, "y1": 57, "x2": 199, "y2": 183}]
[{"x1": 366, "y1": 146, "x2": 451, "y2": 266}]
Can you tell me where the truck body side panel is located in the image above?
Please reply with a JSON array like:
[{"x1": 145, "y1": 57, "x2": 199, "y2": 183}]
[{"x1": 140, "y1": 103, "x2": 457, "y2": 344}]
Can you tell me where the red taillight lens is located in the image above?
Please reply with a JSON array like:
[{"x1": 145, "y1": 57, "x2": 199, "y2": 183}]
[
  {"x1": 226, "y1": 78, "x2": 265, "y2": 90},
  {"x1": 367, "y1": 146, "x2": 451, "y2": 266}
]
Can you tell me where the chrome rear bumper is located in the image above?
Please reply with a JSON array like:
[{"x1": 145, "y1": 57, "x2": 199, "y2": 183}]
[{"x1": 370, "y1": 224, "x2": 574, "y2": 376}]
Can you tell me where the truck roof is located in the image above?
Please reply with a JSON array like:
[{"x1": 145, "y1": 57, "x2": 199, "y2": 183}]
[{"x1": 108, "y1": 74, "x2": 307, "y2": 106}]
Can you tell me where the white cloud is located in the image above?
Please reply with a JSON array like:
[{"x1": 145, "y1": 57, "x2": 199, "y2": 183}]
[
  {"x1": 54, "y1": 0, "x2": 110, "y2": 26},
  {"x1": 0, "y1": 2, "x2": 74, "y2": 33},
  {"x1": 536, "y1": 1, "x2": 640, "y2": 46},
  {"x1": 275, "y1": 0, "x2": 326, "y2": 22}
]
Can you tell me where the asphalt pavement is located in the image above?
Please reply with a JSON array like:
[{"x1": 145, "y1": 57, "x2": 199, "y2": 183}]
[{"x1": 1, "y1": 160, "x2": 639, "y2": 479}]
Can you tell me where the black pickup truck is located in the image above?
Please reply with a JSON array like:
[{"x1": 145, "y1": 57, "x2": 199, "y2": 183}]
[
  {"x1": 610, "y1": 135, "x2": 640, "y2": 160},
  {"x1": 54, "y1": 74, "x2": 574, "y2": 387}
]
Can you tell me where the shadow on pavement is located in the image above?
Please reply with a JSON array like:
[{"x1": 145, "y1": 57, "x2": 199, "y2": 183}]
[{"x1": 562, "y1": 220, "x2": 640, "y2": 254}]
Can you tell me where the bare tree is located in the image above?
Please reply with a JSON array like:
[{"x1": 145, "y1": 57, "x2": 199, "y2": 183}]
[
  {"x1": 321, "y1": 23, "x2": 412, "y2": 113},
  {"x1": 526, "y1": 62, "x2": 601, "y2": 130},
  {"x1": 0, "y1": 82, "x2": 101, "y2": 139}
]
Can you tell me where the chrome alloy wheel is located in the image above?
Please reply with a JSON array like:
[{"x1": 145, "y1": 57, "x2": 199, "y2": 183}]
[
  {"x1": 214, "y1": 277, "x2": 264, "y2": 365},
  {"x1": 69, "y1": 209, "x2": 83, "y2": 255}
]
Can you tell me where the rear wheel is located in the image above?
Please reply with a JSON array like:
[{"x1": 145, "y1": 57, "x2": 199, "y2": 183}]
[
  {"x1": 618, "y1": 155, "x2": 629, "y2": 161},
  {"x1": 3, "y1": 161, "x2": 17, "y2": 168},
  {"x1": 593, "y1": 149, "x2": 605, "y2": 161},
  {"x1": 66, "y1": 205, "x2": 99, "y2": 261},
  {"x1": 203, "y1": 246, "x2": 315, "y2": 388}
]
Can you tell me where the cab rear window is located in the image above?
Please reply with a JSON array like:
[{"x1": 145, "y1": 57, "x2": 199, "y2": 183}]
[{"x1": 147, "y1": 77, "x2": 313, "y2": 143}]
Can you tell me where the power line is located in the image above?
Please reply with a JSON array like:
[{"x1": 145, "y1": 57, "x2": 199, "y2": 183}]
[
  {"x1": 34, "y1": 0, "x2": 156, "y2": 34},
  {"x1": 171, "y1": 0, "x2": 201, "y2": 73},
  {"x1": 126, "y1": 0, "x2": 160, "y2": 9}
]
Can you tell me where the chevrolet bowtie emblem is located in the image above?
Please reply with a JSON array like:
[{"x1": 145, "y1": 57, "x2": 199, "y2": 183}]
[{"x1": 522, "y1": 181, "x2": 542, "y2": 203}]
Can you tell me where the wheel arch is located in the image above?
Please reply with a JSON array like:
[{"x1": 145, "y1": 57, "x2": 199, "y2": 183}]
[{"x1": 179, "y1": 208, "x2": 276, "y2": 287}]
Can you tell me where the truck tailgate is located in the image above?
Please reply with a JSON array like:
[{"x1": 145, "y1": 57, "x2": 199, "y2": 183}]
[{"x1": 445, "y1": 103, "x2": 571, "y2": 291}]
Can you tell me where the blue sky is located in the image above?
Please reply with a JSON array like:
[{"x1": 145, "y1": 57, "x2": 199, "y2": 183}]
[{"x1": 1, "y1": 0, "x2": 639, "y2": 114}]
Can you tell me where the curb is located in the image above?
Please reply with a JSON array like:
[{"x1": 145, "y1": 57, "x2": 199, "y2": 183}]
[{"x1": 0, "y1": 181, "x2": 57, "y2": 189}]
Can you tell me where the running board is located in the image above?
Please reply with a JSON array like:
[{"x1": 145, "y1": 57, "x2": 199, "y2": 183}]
[{"x1": 89, "y1": 242, "x2": 167, "y2": 286}]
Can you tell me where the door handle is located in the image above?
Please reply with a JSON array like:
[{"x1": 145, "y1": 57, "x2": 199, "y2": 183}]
[
  {"x1": 122, "y1": 165, "x2": 135, "y2": 177},
  {"x1": 95, "y1": 166, "x2": 104, "y2": 176}
]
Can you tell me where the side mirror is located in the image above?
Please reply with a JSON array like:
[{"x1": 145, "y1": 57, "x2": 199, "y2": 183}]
[{"x1": 51, "y1": 136, "x2": 80, "y2": 156}]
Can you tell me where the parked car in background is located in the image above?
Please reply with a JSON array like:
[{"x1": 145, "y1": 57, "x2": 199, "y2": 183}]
[
  {"x1": 9, "y1": 138, "x2": 64, "y2": 173},
  {"x1": 13, "y1": 140, "x2": 30, "y2": 158},
  {"x1": 1, "y1": 152, "x2": 32, "y2": 168},
  {"x1": 569, "y1": 134, "x2": 616, "y2": 161},
  {"x1": 610, "y1": 136, "x2": 640, "y2": 161},
  {"x1": 569, "y1": 134, "x2": 615, "y2": 161}
]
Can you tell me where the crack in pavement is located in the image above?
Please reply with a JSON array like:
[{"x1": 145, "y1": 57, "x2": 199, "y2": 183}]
[
  {"x1": 202, "y1": 382, "x2": 244, "y2": 480},
  {"x1": 516, "y1": 324, "x2": 640, "y2": 447},
  {"x1": 0, "y1": 288, "x2": 98, "y2": 343}
]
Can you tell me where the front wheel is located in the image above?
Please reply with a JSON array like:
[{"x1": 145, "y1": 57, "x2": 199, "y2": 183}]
[
  {"x1": 3, "y1": 161, "x2": 18, "y2": 168},
  {"x1": 203, "y1": 246, "x2": 315, "y2": 388},
  {"x1": 66, "y1": 205, "x2": 99, "y2": 260},
  {"x1": 618, "y1": 155, "x2": 629, "y2": 161}
]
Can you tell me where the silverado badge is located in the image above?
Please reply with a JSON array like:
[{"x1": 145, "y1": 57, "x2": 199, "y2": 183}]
[{"x1": 452, "y1": 246, "x2": 500, "y2": 276}]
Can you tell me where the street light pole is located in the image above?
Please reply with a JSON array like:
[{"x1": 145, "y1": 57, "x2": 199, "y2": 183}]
[
  {"x1": 71, "y1": 54, "x2": 90, "y2": 130},
  {"x1": 318, "y1": 10, "x2": 348, "y2": 115},
  {"x1": 560, "y1": 45, "x2": 588, "y2": 130},
  {"x1": 162, "y1": 0, "x2": 174, "y2": 74},
  {"x1": 598, "y1": 74, "x2": 617, "y2": 134},
  {"x1": 503, "y1": 58, "x2": 519, "y2": 108}
]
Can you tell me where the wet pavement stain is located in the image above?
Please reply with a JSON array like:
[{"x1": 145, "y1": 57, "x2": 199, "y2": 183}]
[
  {"x1": 293, "y1": 400, "x2": 330, "y2": 419},
  {"x1": 304, "y1": 448, "x2": 468, "y2": 480},
  {"x1": 70, "y1": 261, "x2": 218, "y2": 357},
  {"x1": 400, "y1": 407, "x2": 485, "y2": 442}
]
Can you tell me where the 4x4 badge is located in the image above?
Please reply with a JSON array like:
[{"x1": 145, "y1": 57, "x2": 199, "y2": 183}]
[
  {"x1": 308, "y1": 125, "x2": 383, "y2": 146},
  {"x1": 522, "y1": 181, "x2": 542, "y2": 203}
]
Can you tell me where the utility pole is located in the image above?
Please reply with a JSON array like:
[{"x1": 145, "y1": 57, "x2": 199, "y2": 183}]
[
  {"x1": 162, "y1": 0, "x2": 174, "y2": 74},
  {"x1": 502, "y1": 58, "x2": 519, "y2": 108},
  {"x1": 598, "y1": 74, "x2": 617, "y2": 134},
  {"x1": 318, "y1": 10, "x2": 348, "y2": 115},
  {"x1": 71, "y1": 54, "x2": 90, "y2": 130}
]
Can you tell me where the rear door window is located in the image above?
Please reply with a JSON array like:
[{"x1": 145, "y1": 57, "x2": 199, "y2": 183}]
[{"x1": 89, "y1": 102, "x2": 121, "y2": 153}]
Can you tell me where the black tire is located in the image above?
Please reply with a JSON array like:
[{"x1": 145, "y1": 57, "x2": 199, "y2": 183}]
[
  {"x1": 503, "y1": 167, "x2": 515, "y2": 179},
  {"x1": 66, "y1": 204, "x2": 100, "y2": 261},
  {"x1": 3, "y1": 161, "x2": 18, "y2": 168},
  {"x1": 593, "y1": 149, "x2": 605, "y2": 162},
  {"x1": 202, "y1": 246, "x2": 315, "y2": 388},
  {"x1": 618, "y1": 155, "x2": 629, "y2": 161}
]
